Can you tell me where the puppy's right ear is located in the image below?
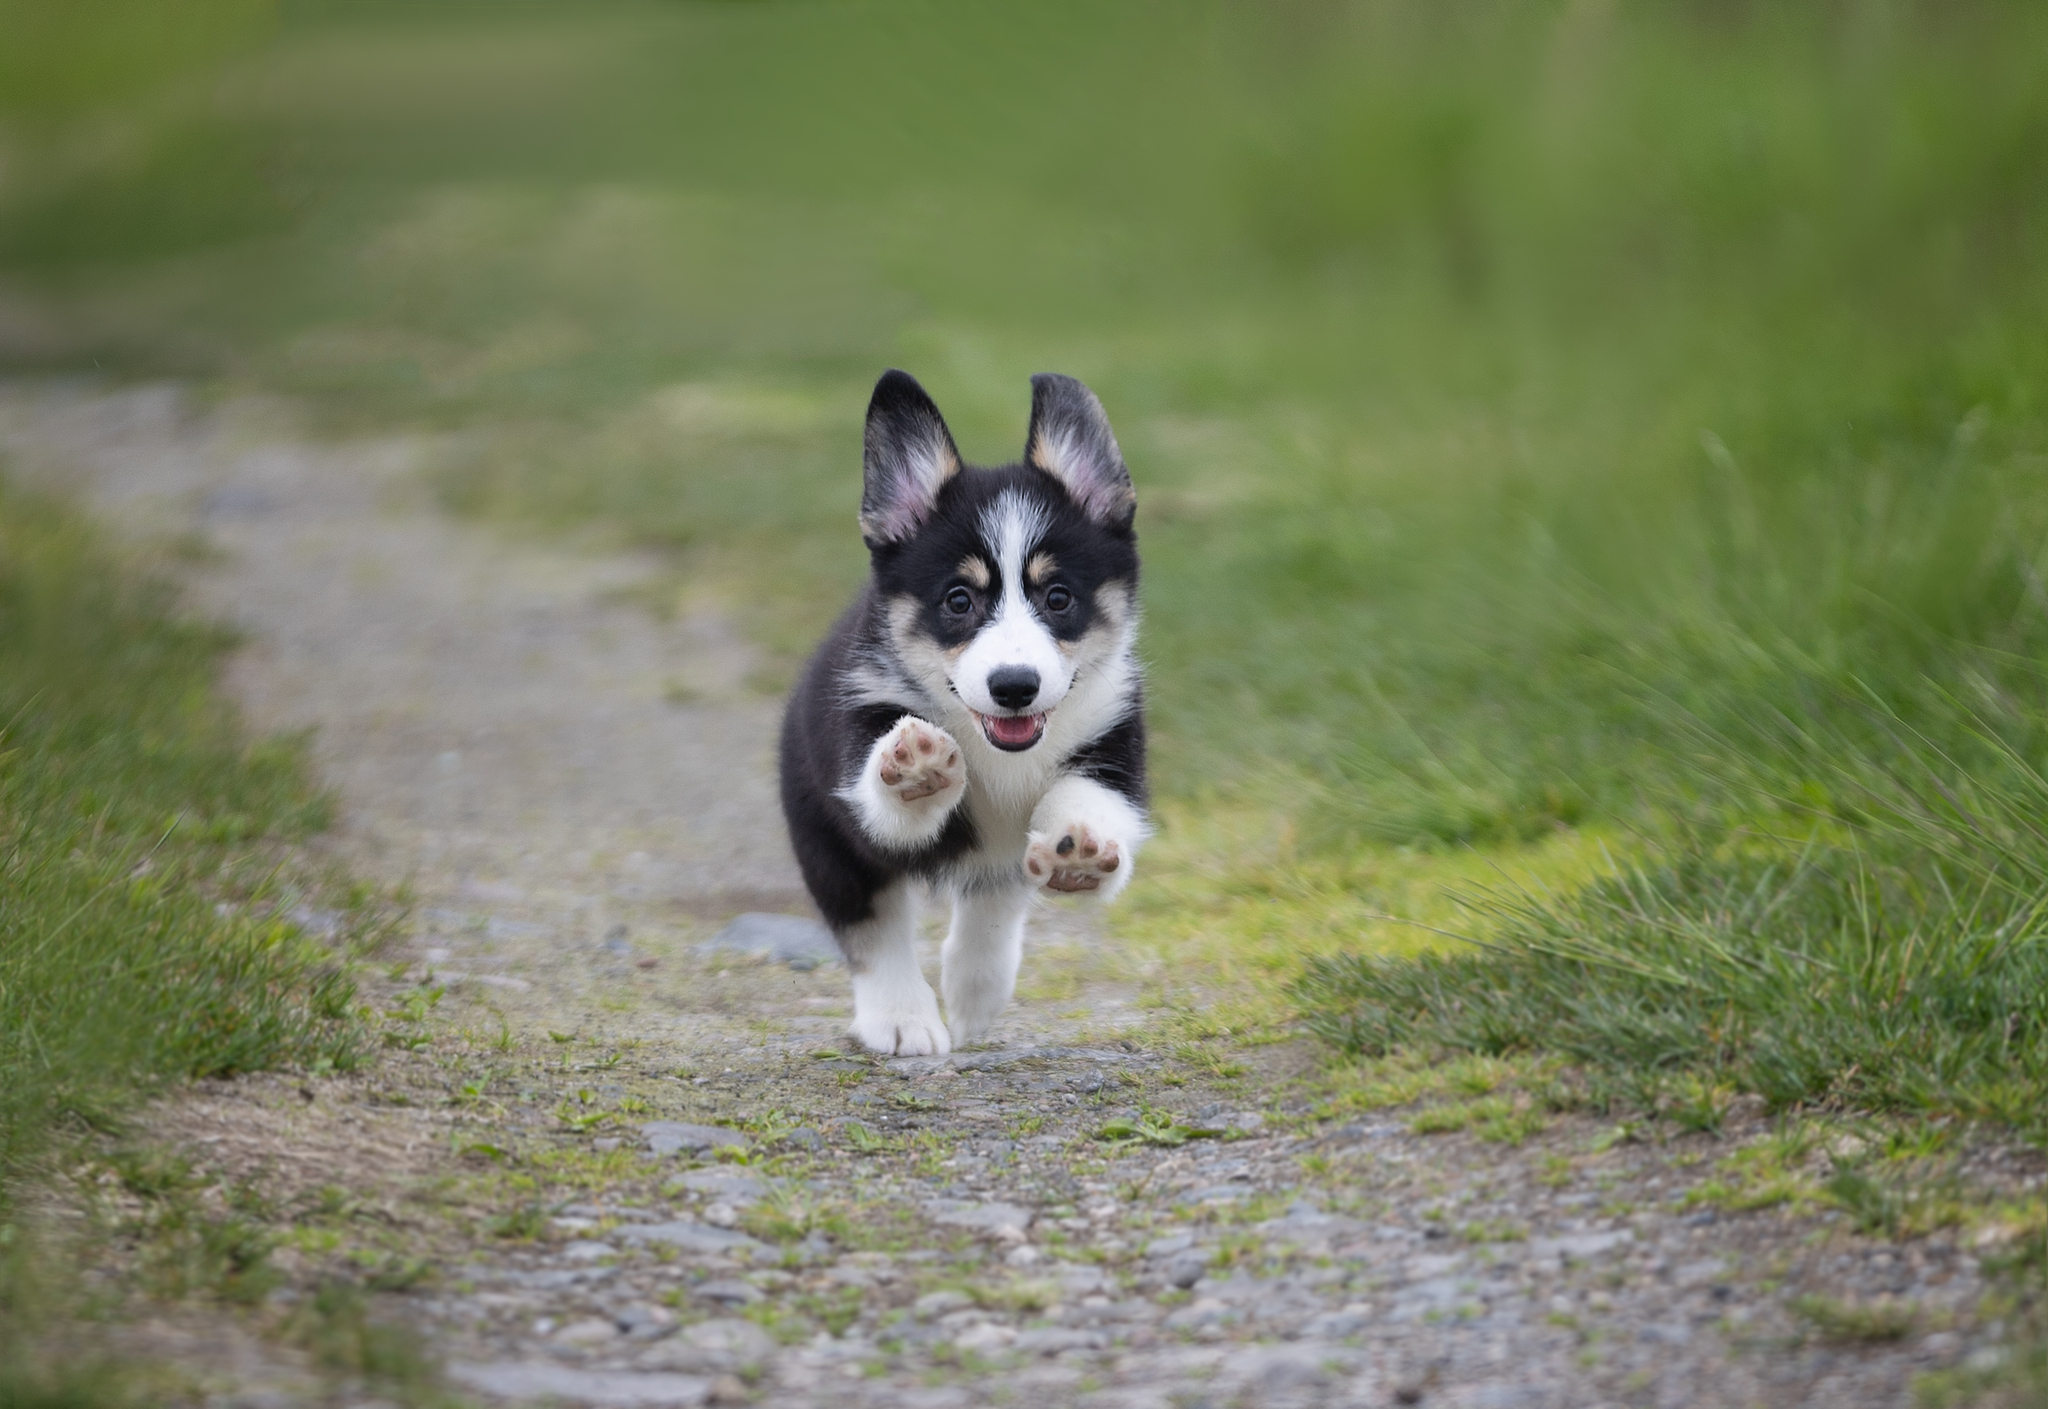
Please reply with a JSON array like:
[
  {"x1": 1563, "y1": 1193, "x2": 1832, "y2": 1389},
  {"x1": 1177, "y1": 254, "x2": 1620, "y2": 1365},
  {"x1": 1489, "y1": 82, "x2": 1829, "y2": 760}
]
[{"x1": 861, "y1": 370, "x2": 960, "y2": 548}]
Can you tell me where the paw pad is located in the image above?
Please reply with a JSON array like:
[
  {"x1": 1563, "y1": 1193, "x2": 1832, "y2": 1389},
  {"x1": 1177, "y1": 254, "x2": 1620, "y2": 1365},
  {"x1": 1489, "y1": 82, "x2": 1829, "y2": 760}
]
[
  {"x1": 876, "y1": 717, "x2": 966, "y2": 804},
  {"x1": 1026, "y1": 823, "x2": 1122, "y2": 893}
]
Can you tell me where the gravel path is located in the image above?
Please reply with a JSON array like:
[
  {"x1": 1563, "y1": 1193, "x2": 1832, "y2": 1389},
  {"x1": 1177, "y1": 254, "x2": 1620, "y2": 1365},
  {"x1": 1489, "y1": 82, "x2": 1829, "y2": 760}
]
[{"x1": 0, "y1": 382, "x2": 2012, "y2": 1409}]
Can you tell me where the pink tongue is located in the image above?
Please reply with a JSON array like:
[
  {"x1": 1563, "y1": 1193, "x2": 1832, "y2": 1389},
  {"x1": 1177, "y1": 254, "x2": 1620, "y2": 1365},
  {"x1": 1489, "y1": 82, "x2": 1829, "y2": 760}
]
[{"x1": 987, "y1": 714, "x2": 1039, "y2": 746}]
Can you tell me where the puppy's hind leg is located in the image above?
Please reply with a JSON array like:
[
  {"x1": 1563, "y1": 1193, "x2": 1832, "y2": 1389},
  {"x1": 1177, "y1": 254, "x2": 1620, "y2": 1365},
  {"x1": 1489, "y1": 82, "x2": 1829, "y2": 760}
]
[
  {"x1": 941, "y1": 882, "x2": 1032, "y2": 1049},
  {"x1": 842, "y1": 881, "x2": 950, "y2": 1057}
]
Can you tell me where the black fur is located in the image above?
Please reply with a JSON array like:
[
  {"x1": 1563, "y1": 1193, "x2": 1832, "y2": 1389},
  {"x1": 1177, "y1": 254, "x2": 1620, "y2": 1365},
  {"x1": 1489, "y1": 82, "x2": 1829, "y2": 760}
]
[{"x1": 778, "y1": 370, "x2": 1146, "y2": 936}]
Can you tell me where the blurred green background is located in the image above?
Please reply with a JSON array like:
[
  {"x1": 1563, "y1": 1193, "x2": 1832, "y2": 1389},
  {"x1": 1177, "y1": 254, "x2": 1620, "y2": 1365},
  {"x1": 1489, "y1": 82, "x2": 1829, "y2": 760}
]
[{"x1": 4, "y1": 0, "x2": 2046, "y2": 851}]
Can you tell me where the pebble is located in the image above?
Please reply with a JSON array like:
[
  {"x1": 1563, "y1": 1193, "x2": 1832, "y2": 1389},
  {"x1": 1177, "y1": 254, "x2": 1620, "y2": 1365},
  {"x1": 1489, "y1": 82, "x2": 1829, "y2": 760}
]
[
  {"x1": 692, "y1": 1279, "x2": 762, "y2": 1307},
  {"x1": 640, "y1": 1122, "x2": 748, "y2": 1156},
  {"x1": 924, "y1": 1198, "x2": 1033, "y2": 1241},
  {"x1": 615, "y1": 1222, "x2": 762, "y2": 1256},
  {"x1": 951, "y1": 1322, "x2": 1017, "y2": 1353},
  {"x1": 699, "y1": 913, "x2": 840, "y2": 968},
  {"x1": 914, "y1": 1290, "x2": 975, "y2": 1319},
  {"x1": 447, "y1": 1362, "x2": 710, "y2": 1407}
]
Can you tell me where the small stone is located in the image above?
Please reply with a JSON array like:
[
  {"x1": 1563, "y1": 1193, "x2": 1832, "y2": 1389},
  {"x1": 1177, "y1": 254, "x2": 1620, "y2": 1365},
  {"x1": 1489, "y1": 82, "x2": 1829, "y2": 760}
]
[
  {"x1": 1014, "y1": 1327, "x2": 1108, "y2": 1356},
  {"x1": 694, "y1": 1279, "x2": 763, "y2": 1306},
  {"x1": 556, "y1": 1317, "x2": 623, "y2": 1345},
  {"x1": 952, "y1": 1322, "x2": 1017, "y2": 1353},
  {"x1": 562, "y1": 1240, "x2": 617, "y2": 1262},
  {"x1": 1672, "y1": 1257, "x2": 1728, "y2": 1288},
  {"x1": 1466, "y1": 1388, "x2": 1542, "y2": 1409},
  {"x1": 682, "y1": 1318, "x2": 776, "y2": 1361},
  {"x1": 708, "y1": 1375, "x2": 749, "y2": 1405},
  {"x1": 915, "y1": 1290, "x2": 975, "y2": 1320},
  {"x1": 1300, "y1": 1310, "x2": 1370, "y2": 1340},
  {"x1": 1529, "y1": 1230, "x2": 1632, "y2": 1262},
  {"x1": 701, "y1": 912, "x2": 840, "y2": 967},
  {"x1": 449, "y1": 1362, "x2": 711, "y2": 1406},
  {"x1": 1004, "y1": 1244, "x2": 1044, "y2": 1267},
  {"x1": 668, "y1": 1170, "x2": 766, "y2": 1204},
  {"x1": 642, "y1": 1122, "x2": 749, "y2": 1157},
  {"x1": 1162, "y1": 1298, "x2": 1236, "y2": 1332},
  {"x1": 926, "y1": 1198, "x2": 1034, "y2": 1242},
  {"x1": 704, "y1": 1202, "x2": 739, "y2": 1229},
  {"x1": 617, "y1": 1222, "x2": 764, "y2": 1257},
  {"x1": 616, "y1": 1302, "x2": 677, "y2": 1339},
  {"x1": 1219, "y1": 1345, "x2": 1337, "y2": 1390}
]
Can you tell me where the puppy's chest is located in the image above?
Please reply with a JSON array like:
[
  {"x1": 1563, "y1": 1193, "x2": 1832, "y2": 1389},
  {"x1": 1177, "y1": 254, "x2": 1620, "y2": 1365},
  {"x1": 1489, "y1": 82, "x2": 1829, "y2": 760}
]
[{"x1": 956, "y1": 777, "x2": 1044, "y2": 858}]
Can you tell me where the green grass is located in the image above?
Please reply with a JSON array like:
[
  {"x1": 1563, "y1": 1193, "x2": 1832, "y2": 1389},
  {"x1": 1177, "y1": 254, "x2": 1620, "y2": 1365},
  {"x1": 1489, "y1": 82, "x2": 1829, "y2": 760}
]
[
  {"x1": 0, "y1": 479, "x2": 363, "y2": 1205},
  {"x1": 5, "y1": 1, "x2": 2048, "y2": 1130},
  {"x1": 1294, "y1": 669, "x2": 2048, "y2": 1129},
  {"x1": 0, "y1": 476, "x2": 374, "y2": 1398}
]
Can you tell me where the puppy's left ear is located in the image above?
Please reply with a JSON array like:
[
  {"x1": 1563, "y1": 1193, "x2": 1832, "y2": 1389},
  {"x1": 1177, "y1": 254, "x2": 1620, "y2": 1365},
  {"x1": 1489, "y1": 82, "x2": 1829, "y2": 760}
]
[{"x1": 1026, "y1": 374, "x2": 1134, "y2": 529}]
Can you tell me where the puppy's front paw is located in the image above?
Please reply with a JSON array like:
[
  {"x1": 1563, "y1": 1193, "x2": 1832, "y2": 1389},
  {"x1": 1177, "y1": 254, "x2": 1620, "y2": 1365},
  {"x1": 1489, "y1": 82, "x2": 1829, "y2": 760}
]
[
  {"x1": 1025, "y1": 822, "x2": 1124, "y2": 894},
  {"x1": 875, "y1": 717, "x2": 966, "y2": 806},
  {"x1": 850, "y1": 998, "x2": 952, "y2": 1057}
]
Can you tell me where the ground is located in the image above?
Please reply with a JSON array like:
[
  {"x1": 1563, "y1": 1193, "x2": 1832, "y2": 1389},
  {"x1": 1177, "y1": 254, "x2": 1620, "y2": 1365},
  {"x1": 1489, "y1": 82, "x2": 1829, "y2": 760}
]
[{"x1": 0, "y1": 381, "x2": 2029, "y2": 1409}]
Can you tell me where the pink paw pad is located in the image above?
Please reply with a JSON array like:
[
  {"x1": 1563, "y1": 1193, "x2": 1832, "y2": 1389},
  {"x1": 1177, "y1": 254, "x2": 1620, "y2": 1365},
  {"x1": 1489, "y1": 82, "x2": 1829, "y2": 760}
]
[
  {"x1": 876, "y1": 718, "x2": 964, "y2": 803},
  {"x1": 1026, "y1": 823, "x2": 1122, "y2": 892}
]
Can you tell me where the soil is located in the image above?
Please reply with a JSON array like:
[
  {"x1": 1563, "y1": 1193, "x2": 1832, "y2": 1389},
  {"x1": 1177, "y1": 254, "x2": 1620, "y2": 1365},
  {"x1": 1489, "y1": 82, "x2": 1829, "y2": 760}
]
[{"x1": 0, "y1": 381, "x2": 2026, "y2": 1409}]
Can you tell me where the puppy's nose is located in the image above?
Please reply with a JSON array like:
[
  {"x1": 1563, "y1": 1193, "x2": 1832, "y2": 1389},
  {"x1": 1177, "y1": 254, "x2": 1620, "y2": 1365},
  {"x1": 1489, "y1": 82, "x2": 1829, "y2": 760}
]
[{"x1": 987, "y1": 665, "x2": 1040, "y2": 712}]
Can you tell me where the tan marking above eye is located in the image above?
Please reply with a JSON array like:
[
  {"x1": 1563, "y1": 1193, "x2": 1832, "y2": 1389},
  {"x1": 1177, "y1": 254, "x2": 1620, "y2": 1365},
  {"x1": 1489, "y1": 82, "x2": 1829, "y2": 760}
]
[
  {"x1": 957, "y1": 556, "x2": 992, "y2": 589},
  {"x1": 1026, "y1": 551, "x2": 1059, "y2": 585}
]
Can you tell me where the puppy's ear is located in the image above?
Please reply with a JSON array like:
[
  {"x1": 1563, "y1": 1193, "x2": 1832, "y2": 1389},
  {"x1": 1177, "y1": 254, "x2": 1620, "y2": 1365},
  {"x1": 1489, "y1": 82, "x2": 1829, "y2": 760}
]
[
  {"x1": 1026, "y1": 374, "x2": 1134, "y2": 528},
  {"x1": 861, "y1": 370, "x2": 961, "y2": 547}
]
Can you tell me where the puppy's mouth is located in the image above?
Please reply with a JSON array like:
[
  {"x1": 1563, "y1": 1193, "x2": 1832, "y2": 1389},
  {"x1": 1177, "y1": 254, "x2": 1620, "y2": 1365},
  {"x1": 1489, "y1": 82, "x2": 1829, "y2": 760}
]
[{"x1": 976, "y1": 710, "x2": 1048, "y2": 752}]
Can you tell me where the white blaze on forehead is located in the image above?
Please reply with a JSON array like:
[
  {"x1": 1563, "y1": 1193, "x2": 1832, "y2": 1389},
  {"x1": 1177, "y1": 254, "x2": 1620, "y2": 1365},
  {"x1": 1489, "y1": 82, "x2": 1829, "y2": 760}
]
[
  {"x1": 950, "y1": 490, "x2": 1070, "y2": 717},
  {"x1": 980, "y1": 488, "x2": 1051, "y2": 592}
]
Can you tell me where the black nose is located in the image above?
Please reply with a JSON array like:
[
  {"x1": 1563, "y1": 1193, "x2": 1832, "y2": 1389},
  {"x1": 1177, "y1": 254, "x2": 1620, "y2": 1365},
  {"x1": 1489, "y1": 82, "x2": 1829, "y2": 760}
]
[{"x1": 987, "y1": 665, "x2": 1040, "y2": 712}]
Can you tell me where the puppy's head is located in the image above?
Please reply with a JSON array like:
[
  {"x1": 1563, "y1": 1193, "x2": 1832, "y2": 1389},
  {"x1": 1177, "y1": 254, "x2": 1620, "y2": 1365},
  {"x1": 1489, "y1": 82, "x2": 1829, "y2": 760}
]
[{"x1": 860, "y1": 369, "x2": 1138, "y2": 753}]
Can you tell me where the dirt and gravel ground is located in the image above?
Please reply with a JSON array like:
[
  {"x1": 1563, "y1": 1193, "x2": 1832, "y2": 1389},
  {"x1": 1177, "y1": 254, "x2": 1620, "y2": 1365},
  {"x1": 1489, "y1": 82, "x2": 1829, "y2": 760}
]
[{"x1": 0, "y1": 381, "x2": 2027, "y2": 1408}]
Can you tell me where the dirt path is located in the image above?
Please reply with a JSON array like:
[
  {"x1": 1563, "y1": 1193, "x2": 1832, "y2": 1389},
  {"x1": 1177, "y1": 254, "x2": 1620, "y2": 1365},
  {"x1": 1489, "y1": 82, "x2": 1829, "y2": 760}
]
[{"x1": 0, "y1": 383, "x2": 2004, "y2": 1409}]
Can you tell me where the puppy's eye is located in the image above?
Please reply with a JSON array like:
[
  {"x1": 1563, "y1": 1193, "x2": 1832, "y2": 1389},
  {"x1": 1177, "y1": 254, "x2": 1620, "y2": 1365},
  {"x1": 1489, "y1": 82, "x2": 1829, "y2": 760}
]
[
  {"x1": 943, "y1": 587, "x2": 975, "y2": 616},
  {"x1": 1044, "y1": 584, "x2": 1073, "y2": 613}
]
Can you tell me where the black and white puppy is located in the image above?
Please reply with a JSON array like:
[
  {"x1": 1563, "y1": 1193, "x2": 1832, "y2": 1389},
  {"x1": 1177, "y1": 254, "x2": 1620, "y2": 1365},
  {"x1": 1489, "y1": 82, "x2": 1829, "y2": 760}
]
[{"x1": 778, "y1": 370, "x2": 1147, "y2": 1055}]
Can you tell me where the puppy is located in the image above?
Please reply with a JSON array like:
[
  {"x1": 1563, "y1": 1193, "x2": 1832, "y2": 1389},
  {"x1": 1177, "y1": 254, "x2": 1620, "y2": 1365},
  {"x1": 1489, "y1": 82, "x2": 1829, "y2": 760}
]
[{"x1": 778, "y1": 370, "x2": 1147, "y2": 1054}]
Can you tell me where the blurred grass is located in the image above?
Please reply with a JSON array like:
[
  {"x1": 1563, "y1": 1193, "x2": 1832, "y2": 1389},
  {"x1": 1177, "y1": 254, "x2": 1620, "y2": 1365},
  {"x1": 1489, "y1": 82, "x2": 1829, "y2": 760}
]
[
  {"x1": 5, "y1": 1, "x2": 2048, "y2": 1122},
  {"x1": 0, "y1": 477, "x2": 362, "y2": 1214}
]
